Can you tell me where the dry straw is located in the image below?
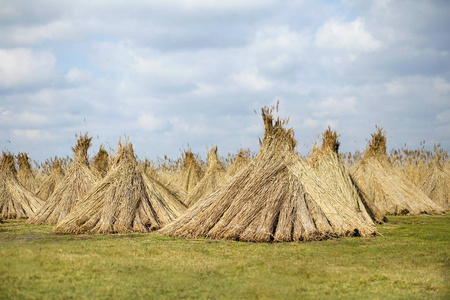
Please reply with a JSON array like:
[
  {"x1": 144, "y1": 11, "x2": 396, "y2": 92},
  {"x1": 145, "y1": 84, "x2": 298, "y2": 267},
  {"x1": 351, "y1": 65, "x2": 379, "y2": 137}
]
[
  {"x1": 309, "y1": 127, "x2": 385, "y2": 223},
  {"x1": 351, "y1": 127, "x2": 444, "y2": 216},
  {"x1": 227, "y1": 148, "x2": 252, "y2": 178},
  {"x1": 161, "y1": 102, "x2": 377, "y2": 242},
  {"x1": 29, "y1": 133, "x2": 98, "y2": 225},
  {"x1": 54, "y1": 141, "x2": 187, "y2": 234},
  {"x1": 142, "y1": 159, "x2": 187, "y2": 205},
  {"x1": 16, "y1": 153, "x2": 40, "y2": 193},
  {"x1": 35, "y1": 158, "x2": 65, "y2": 201},
  {"x1": 92, "y1": 145, "x2": 109, "y2": 178},
  {"x1": 178, "y1": 150, "x2": 204, "y2": 193},
  {"x1": 185, "y1": 146, "x2": 230, "y2": 207},
  {"x1": 0, "y1": 152, "x2": 43, "y2": 219},
  {"x1": 420, "y1": 148, "x2": 450, "y2": 210}
]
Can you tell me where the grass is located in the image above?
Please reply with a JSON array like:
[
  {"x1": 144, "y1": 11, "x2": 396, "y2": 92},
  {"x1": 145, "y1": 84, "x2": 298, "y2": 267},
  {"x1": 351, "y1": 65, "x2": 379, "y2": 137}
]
[{"x1": 0, "y1": 214, "x2": 449, "y2": 299}]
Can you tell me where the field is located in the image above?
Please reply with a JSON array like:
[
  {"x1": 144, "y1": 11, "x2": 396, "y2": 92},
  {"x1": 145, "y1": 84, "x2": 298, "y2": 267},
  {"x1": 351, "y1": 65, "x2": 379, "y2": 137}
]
[{"x1": 1, "y1": 214, "x2": 449, "y2": 299}]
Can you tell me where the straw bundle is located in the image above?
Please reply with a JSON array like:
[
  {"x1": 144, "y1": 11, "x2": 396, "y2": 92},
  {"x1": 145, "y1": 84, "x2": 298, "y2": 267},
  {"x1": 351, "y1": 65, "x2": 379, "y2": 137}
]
[
  {"x1": 92, "y1": 145, "x2": 109, "y2": 178},
  {"x1": 227, "y1": 148, "x2": 252, "y2": 178},
  {"x1": 161, "y1": 103, "x2": 377, "y2": 242},
  {"x1": 179, "y1": 150, "x2": 204, "y2": 193},
  {"x1": 16, "y1": 153, "x2": 40, "y2": 193},
  {"x1": 309, "y1": 127, "x2": 385, "y2": 223},
  {"x1": 35, "y1": 158, "x2": 65, "y2": 201},
  {"x1": 54, "y1": 141, "x2": 187, "y2": 234},
  {"x1": 0, "y1": 152, "x2": 43, "y2": 219},
  {"x1": 29, "y1": 133, "x2": 98, "y2": 225},
  {"x1": 185, "y1": 146, "x2": 230, "y2": 207},
  {"x1": 420, "y1": 152, "x2": 450, "y2": 210},
  {"x1": 351, "y1": 128, "x2": 444, "y2": 216},
  {"x1": 142, "y1": 159, "x2": 187, "y2": 205}
]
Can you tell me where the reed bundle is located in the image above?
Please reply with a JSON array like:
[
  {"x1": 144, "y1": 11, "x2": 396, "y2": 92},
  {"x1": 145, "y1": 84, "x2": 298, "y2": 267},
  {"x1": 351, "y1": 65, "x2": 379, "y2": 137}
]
[
  {"x1": 35, "y1": 158, "x2": 65, "y2": 201},
  {"x1": 54, "y1": 141, "x2": 186, "y2": 234},
  {"x1": 227, "y1": 148, "x2": 252, "y2": 178},
  {"x1": 309, "y1": 127, "x2": 385, "y2": 223},
  {"x1": 29, "y1": 133, "x2": 97, "y2": 225},
  {"x1": 92, "y1": 145, "x2": 109, "y2": 178},
  {"x1": 161, "y1": 103, "x2": 377, "y2": 242},
  {"x1": 16, "y1": 153, "x2": 40, "y2": 192},
  {"x1": 177, "y1": 150, "x2": 204, "y2": 193},
  {"x1": 420, "y1": 151, "x2": 450, "y2": 210},
  {"x1": 0, "y1": 152, "x2": 43, "y2": 219},
  {"x1": 185, "y1": 146, "x2": 230, "y2": 207},
  {"x1": 142, "y1": 159, "x2": 187, "y2": 204},
  {"x1": 351, "y1": 128, "x2": 444, "y2": 216}
]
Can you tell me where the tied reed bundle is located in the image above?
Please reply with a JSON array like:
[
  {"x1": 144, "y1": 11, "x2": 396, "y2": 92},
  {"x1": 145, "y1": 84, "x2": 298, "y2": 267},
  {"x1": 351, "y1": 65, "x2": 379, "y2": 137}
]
[
  {"x1": 161, "y1": 102, "x2": 378, "y2": 242},
  {"x1": 54, "y1": 141, "x2": 186, "y2": 234},
  {"x1": 351, "y1": 127, "x2": 444, "y2": 216},
  {"x1": 185, "y1": 146, "x2": 230, "y2": 207},
  {"x1": 309, "y1": 127, "x2": 385, "y2": 223},
  {"x1": 420, "y1": 148, "x2": 450, "y2": 210},
  {"x1": 0, "y1": 152, "x2": 43, "y2": 219},
  {"x1": 16, "y1": 153, "x2": 39, "y2": 192},
  {"x1": 35, "y1": 158, "x2": 65, "y2": 201},
  {"x1": 29, "y1": 133, "x2": 98, "y2": 225},
  {"x1": 227, "y1": 148, "x2": 252, "y2": 178},
  {"x1": 92, "y1": 145, "x2": 109, "y2": 178},
  {"x1": 178, "y1": 150, "x2": 204, "y2": 193}
]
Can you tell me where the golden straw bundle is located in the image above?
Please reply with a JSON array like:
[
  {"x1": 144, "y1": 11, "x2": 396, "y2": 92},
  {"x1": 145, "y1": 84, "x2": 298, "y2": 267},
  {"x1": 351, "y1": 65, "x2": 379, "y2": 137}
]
[
  {"x1": 16, "y1": 153, "x2": 39, "y2": 193},
  {"x1": 29, "y1": 133, "x2": 98, "y2": 225},
  {"x1": 35, "y1": 158, "x2": 65, "y2": 201},
  {"x1": 54, "y1": 141, "x2": 186, "y2": 234},
  {"x1": 0, "y1": 152, "x2": 43, "y2": 219},
  {"x1": 309, "y1": 127, "x2": 385, "y2": 223},
  {"x1": 161, "y1": 103, "x2": 377, "y2": 242},
  {"x1": 351, "y1": 127, "x2": 444, "y2": 216},
  {"x1": 185, "y1": 146, "x2": 230, "y2": 207}
]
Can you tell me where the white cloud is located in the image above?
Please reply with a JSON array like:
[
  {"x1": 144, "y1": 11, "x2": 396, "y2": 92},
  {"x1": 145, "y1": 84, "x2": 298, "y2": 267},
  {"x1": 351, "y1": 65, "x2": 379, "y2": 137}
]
[
  {"x1": 315, "y1": 17, "x2": 383, "y2": 52},
  {"x1": 65, "y1": 68, "x2": 94, "y2": 84},
  {"x1": 233, "y1": 68, "x2": 272, "y2": 91},
  {"x1": 436, "y1": 110, "x2": 450, "y2": 124},
  {"x1": 303, "y1": 118, "x2": 319, "y2": 128},
  {"x1": 0, "y1": 1, "x2": 449, "y2": 161},
  {"x1": 0, "y1": 48, "x2": 56, "y2": 88},
  {"x1": 137, "y1": 113, "x2": 165, "y2": 131},
  {"x1": 11, "y1": 129, "x2": 55, "y2": 141},
  {"x1": 433, "y1": 77, "x2": 450, "y2": 94}
]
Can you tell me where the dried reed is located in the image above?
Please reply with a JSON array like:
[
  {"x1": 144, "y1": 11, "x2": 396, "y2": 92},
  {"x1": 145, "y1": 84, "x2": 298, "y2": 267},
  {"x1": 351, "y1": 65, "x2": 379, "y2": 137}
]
[
  {"x1": 92, "y1": 145, "x2": 109, "y2": 178},
  {"x1": 54, "y1": 141, "x2": 187, "y2": 234},
  {"x1": 351, "y1": 128, "x2": 444, "y2": 216},
  {"x1": 309, "y1": 127, "x2": 385, "y2": 223},
  {"x1": 29, "y1": 133, "x2": 98, "y2": 225},
  {"x1": 178, "y1": 150, "x2": 204, "y2": 193},
  {"x1": 0, "y1": 152, "x2": 43, "y2": 219},
  {"x1": 16, "y1": 153, "x2": 40, "y2": 192},
  {"x1": 35, "y1": 158, "x2": 65, "y2": 201},
  {"x1": 227, "y1": 148, "x2": 252, "y2": 178},
  {"x1": 161, "y1": 103, "x2": 377, "y2": 242},
  {"x1": 185, "y1": 146, "x2": 230, "y2": 207},
  {"x1": 420, "y1": 149, "x2": 450, "y2": 209}
]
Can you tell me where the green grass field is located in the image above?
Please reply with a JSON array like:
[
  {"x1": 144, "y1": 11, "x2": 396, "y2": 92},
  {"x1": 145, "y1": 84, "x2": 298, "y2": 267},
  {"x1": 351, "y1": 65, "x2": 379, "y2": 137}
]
[{"x1": 1, "y1": 214, "x2": 449, "y2": 299}]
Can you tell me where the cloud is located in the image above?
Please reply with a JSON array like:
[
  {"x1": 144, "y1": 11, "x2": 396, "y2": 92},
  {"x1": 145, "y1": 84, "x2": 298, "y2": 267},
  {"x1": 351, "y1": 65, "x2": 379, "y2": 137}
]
[
  {"x1": 11, "y1": 129, "x2": 55, "y2": 141},
  {"x1": 65, "y1": 68, "x2": 94, "y2": 84},
  {"x1": 0, "y1": 1, "x2": 449, "y2": 161},
  {"x1": 316, "y1": 17, "x2": 383, "y2": 52},
  {"x1": 233, "y1": 68, "x2": 272, "y2": 91},
  {"x1": 0, "y1": 48, "x2": 56, "y2": 89},
  {"x1": 436, "y1": 110, "x2": 450, "y2": 124},
  {"x1": 137, "y1": 114, "x2": 165, "y2": 132}
]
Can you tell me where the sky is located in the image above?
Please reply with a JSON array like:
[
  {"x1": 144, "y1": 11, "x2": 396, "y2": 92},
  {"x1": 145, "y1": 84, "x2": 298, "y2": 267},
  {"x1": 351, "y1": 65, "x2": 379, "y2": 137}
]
[{"x1": 1, "y1": 0, "x2": 449, "y2": 163}]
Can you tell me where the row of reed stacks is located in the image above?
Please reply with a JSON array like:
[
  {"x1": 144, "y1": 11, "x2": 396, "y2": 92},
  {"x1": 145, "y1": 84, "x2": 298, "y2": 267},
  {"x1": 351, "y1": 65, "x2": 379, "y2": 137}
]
[{"x1": 1, "y1": 102, "x2": 448, "y2": 242}]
